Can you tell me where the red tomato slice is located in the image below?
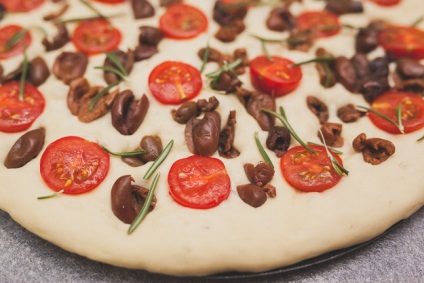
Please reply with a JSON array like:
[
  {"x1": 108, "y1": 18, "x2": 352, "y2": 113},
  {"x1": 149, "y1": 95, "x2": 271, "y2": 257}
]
[
  {"x1": 0, "y1": 0, "x2": 45, "y2": 12},
  {"x1": 0, "y1": 25, "x2": 31, "y2": 60},
  {"x1": 370, "y1": 0, "x2": 401, "y2": 6},
  {"x1": 281, "y1": 145, "x2": 343, "y2": 192},
  {"x1": 297, "y1": 11, "x2": 341, "y2": 38},
  {"x1": 92, "y1": 0, "x2": 125, "y2": 3},
  {"x1": 168, "y1": 155, "x2": 231, "y2": 209},
  {"x1": 71, "y1": 19, "x2": 122, "y2": 55},
  {"x1": 148, "y1": 61, "x2": 202, "y2": 105},
  {"x1": 40, "y1": 136, "x2": 110, "y2": 194},
  {"x1": 159, "y1": 3, "x2": 208, "y2": 39},
  {"x1": 249, "y1": 55, "x2": 302, "y2": 97},
  {"x1": 369, "y1": 91, "x2": 424, "y2": 134},
  {"x1": 378, "y1": 25, "x2": 424, "y2": 60},
  {"x1": 0, "y1": 81, "x2": 45, "y2": 133}
]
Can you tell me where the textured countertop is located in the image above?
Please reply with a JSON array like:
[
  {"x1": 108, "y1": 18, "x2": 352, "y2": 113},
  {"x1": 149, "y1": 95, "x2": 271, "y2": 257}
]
[{"x1": 1, "y1": 207, "x2": 423, "y2": 283}]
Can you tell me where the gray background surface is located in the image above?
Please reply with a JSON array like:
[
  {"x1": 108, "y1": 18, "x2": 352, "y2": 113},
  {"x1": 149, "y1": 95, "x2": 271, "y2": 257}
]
[{"x1": 1, "y1": 207, "x2": 423, "y2": 283}]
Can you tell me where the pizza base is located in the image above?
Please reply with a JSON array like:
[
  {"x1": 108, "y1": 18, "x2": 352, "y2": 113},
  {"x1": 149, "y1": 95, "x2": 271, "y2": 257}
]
[{"x1": 0, "y1": 0, "x2": 423, "y2": 276}]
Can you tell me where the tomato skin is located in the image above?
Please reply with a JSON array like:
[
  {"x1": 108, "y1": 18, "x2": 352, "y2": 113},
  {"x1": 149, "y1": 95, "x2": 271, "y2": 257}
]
[
  {"x1": 168, "y1": 155, "x2": 231, "y2": 209},
  {"x1": 249, "y1": 56, "x2": 302, "y2": 97},
  {"x1": 71, "y1": 19, "x2": 122, "y2": 55},
  {"x1": 0, "y1": 0, "x2": 45, "y2": 12},
  {"x1": 281, "y1": 145, "x2": 343, "y2": 192},
  {"x1": 297, "y1": 11, "x2": 341, "y2": 38},
  {"x1": 40, "y1": 136, "x2": 110, "y2": 194},
  {"x1": 371, "y1": 0, "x2": 401, "y2": 6},
  {"x1": 378, "y1": 25, "x2": 424, "y2": 60},
  {"x1": 159, "y1": 3, "x2": 208, "y2": 39},
  {"x1": 148, "y1": 61, "x2": 203, "y2": 105},
  {"x1": 369, "y1": 91, "x2": 424, "y2": 134},
  {"x1": 0, "y1": 25, "x2": 32, "y2": 60},
  {"x1": 0, "y1": 81, "x2": 45, "y2": 133}
]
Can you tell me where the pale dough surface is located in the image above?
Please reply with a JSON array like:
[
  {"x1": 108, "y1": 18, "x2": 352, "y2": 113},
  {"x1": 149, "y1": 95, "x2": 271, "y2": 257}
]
[{"x1": 0, "y1": 0, "x2": 423, "y2": 276}]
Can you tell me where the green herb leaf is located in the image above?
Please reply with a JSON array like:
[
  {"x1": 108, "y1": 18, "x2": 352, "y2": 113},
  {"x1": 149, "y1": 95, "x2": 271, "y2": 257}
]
[
  {"x1": 4, "y1": 29, "x2": 27, "y2": 51},
  {"x1": 317, "y1": 129, "x2": 349, "y2": 176},
  {"x1": 128, "y1": 173, "x2": 160, "y2": 234},
  {"x1": 411, "y1": 15, "x2": 424, "y2": 27},
  {"x1": 418, "y1": 135, "x2": 424, "y2": 142},
  {"x1": 307, "y1": 142, "x2": 343, "y2": 155},
  {"x1": 94, "y1": 66, "x2": 127, "y2": 81},
  {"x1": 79, "y1": 0, "x2": 105, "y2": 19},
  {"x1": 250, "y1": 34, "x2": 282, "y2": 44},
  {"x1": 292, "y1": 57, "x2": 335, "y2": 67},
  {"x1": 19, "y1": 49, "x2": 29, "y2": 102},
  {"x1": 262, "y1": 107, "x2": 315, "y2": 153},
  {"x1": 395, "y1": 102, "x2": 405, "y2": 133},
  {"x1": 104, "y1": 51, "x2": 128, "y2": 77},
  {"x1": 37, "y1": 189, "x2": 65, "y2": 200},
  {"x1": 89, "y1": 81, "x2": 120, "y2": 111},
  {"x1": 199, "y1": 39, "x2": 210, "y2": 74},
  {"x1": 55, "y1": 13, "x2": 123, "y2": 24},
  {"x1": 254, "y1": 132, "x2": 273, "y2": 167},
  {"x1": 205, "y1": 58, "x2": 242, "y2": 87},
  {"x1": 100, "y1": 145, "x2": 146, "y2": 157},
  {"x1": 357, "y1": 105, "x2": 405, "y2": 134},
  {"x1": 143, "y1": 139, "x2": 174, "y2": 180}
]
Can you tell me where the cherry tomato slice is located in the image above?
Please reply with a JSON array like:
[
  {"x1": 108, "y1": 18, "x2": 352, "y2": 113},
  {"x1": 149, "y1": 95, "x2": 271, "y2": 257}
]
[
  {"x1": 297, "y1": 11, "x2": 341, "y2": 38},
  {"x1": 249, "y1": 55, "x2": 302, "y2": 97},
  {"x1": 0, "y1": 81, "x2": 45, "y2": 133},
  {"x1": 368, "y1": 91, "x2": 424, "y2": 134},
  {"x1": 159, "y1": 3, "x2": 208, "y2": 39},
  {"x1": 40, "y1": 136, "x2": 110, "y2": 194},
  {"x1": 92, "y1": 0, "x2": 125, "y2": 3},
  {"x1": 148, "y1": 61, "x2": 203, "y2": 105},
  {"x1": 378, "y1": 25, "x2": 424, "y2": 60},
  {"x1": 281, "y1": 145, "x2": 343, "y2": 192},
  {"x1": 370, "y1": 0, "x2": 401, "y2": 6},
  {"x1": 0, "y1": 0, "x2": 45, "y2": 12},
  {"x1": 71, "y1": 19, "x2": 122, "y2": 55},
  {"x1": 168, "y1": 155, "x2": 231, "y2": 209},
  {"x1": 0, "y1": 25, "x2": 32, "y2": 60}
]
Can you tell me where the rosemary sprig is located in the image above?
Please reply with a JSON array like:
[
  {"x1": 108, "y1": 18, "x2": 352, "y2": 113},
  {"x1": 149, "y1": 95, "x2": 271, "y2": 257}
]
[
  {"x1": 357, "y1": 105, "x2": 405, "y2": 134},
  {"x1": 37, "y1": 189, "x2": 65, "y2": 200},
  {"x1": 307, "y1": 142, "x2": 343, "y2": 155},
  {"x1": 395, "y1": 102, "x2": 404, "y2": 133},
  {"x1": 411, "y1": 15, "x2": 424, "y2": 27},
  {"x1": 4, "y1": 29, "x2": 27, "y2": 51},
  {"x1": 292, "y1": 57, "x2": 335, "y2": 67},
  {"x1": 89, "y1": 81, "x2": 119, "y2": 111},
  {"x1": 250, "y1": 34, "x2": 282, "y2": 44},
  {"x1": 128, "y1": 172, "x2": 160, "y2": 235},
  {"x1": 418, "y1": 135, "x2": 424, "y2": 142},
  {"x1": 317, "y1": 130, "x2": 349, "y2": 176},
  {"x1": 205, "y1": 58, "x2": 242, "y2": 86},
  {"x1": 79, "y1": 0, "x2": 105, "y2": 19},
  {"x1": 199, "y1": 39, "x2": 210, "y2": 74},
  {"x1": 100, "y1": 145, "x2": 146, "y2": 157},
  {"x1": 55, "y1": 13, "x2": 123, "y2": 24},
  {"x1": 94, "y1": 51, "x2": 129, "y2": 81},
  {"x1": 254, "y1": 132, "x2": 273, "y2": 168},
  {"x1": 143, "y1": 139, "x2": 174, "y2": 180},
  {"x1": 19, "y1": 49, "x2": 29, "y2": 102},
  {"x1": 262, "y1": 106, "x2": 315, "y2": 153},
  {"x1": 251, "y1": 34, "x2": 273, "y2": 61}
]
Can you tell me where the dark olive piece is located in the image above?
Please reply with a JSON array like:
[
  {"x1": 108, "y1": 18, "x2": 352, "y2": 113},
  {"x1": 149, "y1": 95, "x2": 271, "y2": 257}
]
[
  {"x1": 192, "y1": 111, "x2": 221, "y2": 156},
  {"x1": 28, "y1": 57, "x2": 50, "y2": 87},
  {"x1": 266, "y1": 126, "x2": 291, "y2": 157},
  {"x1": 159, "y1": 0, "x2": 181, "y2": 6},
  {"x1": 396, "y1": 59, "x2": 424, "y2": 79},
  {"x1": 211, "y1": 71, "x2": 242, "y2": 93},
  {"x1": 246, "y1": 93, "x2": 276, "y2": 131},
  {"x1": 111, "y1": 175, "x2": 156, "y2": 224},
  {"x1": 4, "y1": 128, "x2": 45, "y2": 169},
  {"x1": 139, "y1": 135, "x2": 163, "y2": 163},
  {"x1": 131, "y1": 0, "x2": 155, "y2": 19},
  {"x1": 318, "y1": 122, "x2": 344, "y2": 148},
  {"x1": 306, "y1": 96, "x2": 329, "y2": 125},
  {"x1": 197, "y1": 96, "x2": 220, "y2": 112},
  {"x1": 352, "y1": 133, "x2": 395, "y2": 165},
  {"x1": 218, "y1": 110, "x2": 240, "y2": 159},
  {"x1": 335, "y1": 56, "x2": 358, "y2": 93},
  {"x1": 53, "y1": 52, "x2": 88, "y2": 85},
  {"x1": 134, "y1": 45, "x2": 159, "y2": 62},
  {"x1": 111, "y1": 90, "x2": 149, "y2": 135},
  {"x1": 326, "y1": 0, "x2": 363, "y2": 15},
  {"x1": 244, "y1": 162, "x2": 275, "y2": 187},
  {"x1": 42, "y1": 23, "x2": 69, "y2": 52},
  {"x1": 0, "y1": 4, "x2": 6, "y2": 20},
  {"x1": 171, "y1": 101, "x2": 200, "y2": 124},
  {"x1": 139, "y1": 26, "x2": 163, "y2": 46},
  {"x1": 197, "y1": 47, "x2": 222, "y2": 63},
  {"x1": 237, "y1": 184, "x2": 267, "y2": 208},
  {"x1": 355, "y1": 27, "x2": 379, "y2": 54},
  {"x1": 337, "y1": 104, "x2": 365, "y2": 123},
  {"x1": 266, "y1": 7, "x2": 296, "y2": 32}
]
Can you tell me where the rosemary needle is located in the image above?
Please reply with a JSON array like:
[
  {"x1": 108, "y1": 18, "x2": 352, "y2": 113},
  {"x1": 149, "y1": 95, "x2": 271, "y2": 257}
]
[
  {"x1": 254, "y1": 132, "x2": 273, "y2": 168},
  {"x1": 143, "y1": 139, "x2": 174, "y2": 180}
]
